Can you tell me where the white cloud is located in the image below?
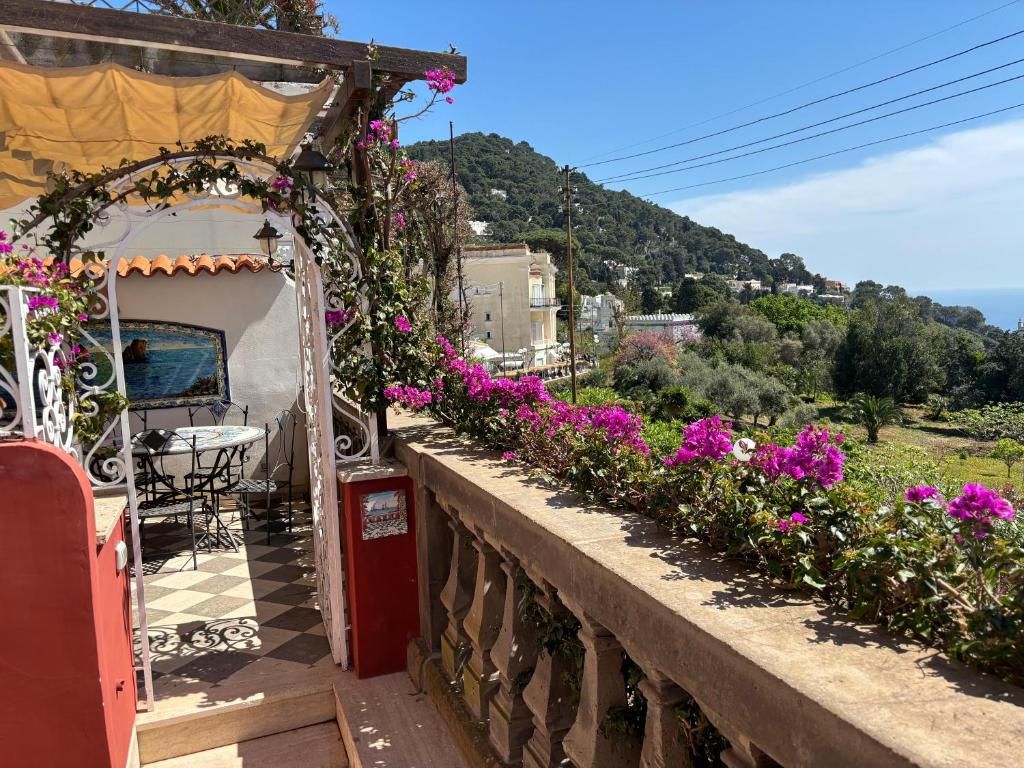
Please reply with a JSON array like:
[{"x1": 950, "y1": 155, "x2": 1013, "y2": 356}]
[{"x1": 668, "y1": 119, "x2": 1024, "y2": 291}]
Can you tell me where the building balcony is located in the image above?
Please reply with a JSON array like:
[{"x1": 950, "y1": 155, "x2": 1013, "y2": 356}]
[
  {"x1": 392, "y1": 412, "x2": 1024, "y2": 768},
  {"x1": 529, "y1": 297, "x2": 561, "y2": 308}
]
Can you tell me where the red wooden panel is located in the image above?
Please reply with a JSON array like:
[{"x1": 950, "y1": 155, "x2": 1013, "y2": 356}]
[{"x1": 341, "y1": 475, "x2": 419, "y2": 678}]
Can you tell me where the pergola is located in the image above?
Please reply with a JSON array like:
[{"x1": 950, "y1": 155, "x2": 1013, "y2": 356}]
[{"x1": 0, "y1": 0, "x2": 466, "y2": 710}]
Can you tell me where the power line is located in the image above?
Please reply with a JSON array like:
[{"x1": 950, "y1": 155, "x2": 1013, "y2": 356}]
[
  {"x1": 597, "y1": 64, "x2": 1024, "y2": 184},
  {"x1": 639, "y1": 101, "x2": 1024, "y2": 198},
  {"x1": 576, "y1": 0, "x2": 1023, "y2": 163},
  {"x1": 578, "y1": 27, "x2": 1024, "y2": 169}
]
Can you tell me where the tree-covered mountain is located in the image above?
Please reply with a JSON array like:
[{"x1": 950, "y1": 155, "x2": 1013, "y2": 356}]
[
  {"x1": 406, "y1": 132, "x2": 776, "y2": 292},
  {"x1": 407, "y1": 132, "x2": 1006, "y2": 348}
]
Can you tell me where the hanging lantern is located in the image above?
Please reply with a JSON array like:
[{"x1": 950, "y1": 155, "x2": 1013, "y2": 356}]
[
  {"x1": 293, "y1": 142, "x2": 330, "y2": 188},
  {"x1": 252, "y1": 219, "x2": 281, "y2": 257}
]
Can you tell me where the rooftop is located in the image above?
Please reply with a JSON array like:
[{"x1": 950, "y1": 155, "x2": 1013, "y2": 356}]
[{"x1": 63, "y1": 254, "x2": 284, "y2": 278}]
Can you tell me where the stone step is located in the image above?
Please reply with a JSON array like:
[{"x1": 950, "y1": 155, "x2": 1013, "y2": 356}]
[
  {"x1": 144, "y1": 721, "x2": 347, "y2": 767},
  {"x1": 137, "y1": 683, "x2": 337, "y2": 764}
]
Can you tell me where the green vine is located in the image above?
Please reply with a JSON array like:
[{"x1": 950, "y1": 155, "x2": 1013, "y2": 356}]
[
  {"x1": 517, "y1": 575, "x2": 584, "y2": 706},
  {"x1": 673, "y1": 699, "x2": 730, "y2": 767}
]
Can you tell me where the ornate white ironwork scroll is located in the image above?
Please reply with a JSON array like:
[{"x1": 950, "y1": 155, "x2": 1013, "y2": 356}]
[{"x1": 0, "y1": 286, "x2": 75, "y2": 454}]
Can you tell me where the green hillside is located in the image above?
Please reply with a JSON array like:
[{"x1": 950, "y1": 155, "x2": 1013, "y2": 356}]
[{"x1": 406, "y1": 132, "x2": 774, "y2": 291}]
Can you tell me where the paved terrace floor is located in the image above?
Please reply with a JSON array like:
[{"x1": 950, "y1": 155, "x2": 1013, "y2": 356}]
[{"x1": 130, "y1": 500, "x2": 467, "y2": 767}]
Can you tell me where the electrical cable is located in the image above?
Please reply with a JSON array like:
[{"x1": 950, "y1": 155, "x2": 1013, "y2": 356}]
[
  {"x1": 598, "y1": 69, "x2": 1024, "y2": 184},
  {"x1": 578, "y1": 27, "x2": 1024, "y2": 169},
  {"x1": 597, "y1": 57, "x2": 1024, "y2": 182},
  {"x1": 639, "y1": 101, "x2": 1024, "y2": 197},
  {"x1": 576, "y1": 0, "x2": 1023, "y2": 163}
]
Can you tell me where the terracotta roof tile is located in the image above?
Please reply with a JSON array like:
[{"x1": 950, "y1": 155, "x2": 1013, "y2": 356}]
[{"x1": 60, "y1": 253, "x2": 282, "y2": 278}]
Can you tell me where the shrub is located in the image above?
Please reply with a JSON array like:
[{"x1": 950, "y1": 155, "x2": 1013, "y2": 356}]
[
  {"x1": 926, "y1": 394, "x2": 949, "y2": 421},
  {"x1": 612, "y1": 356, "x2": 681, "y2": 401},
  {"x1": 577, "y1": 364, "x2": 611, "y2": 388},
  {"x1": 780, "y1": 401, "x2": 819, "y2": 429},
  {"x1": 611, "y1": 330, "x2": 677, "y2": 371},
  {"x1": 951, "y1": 402, "x2": 1024, "y2": 442},
  {"x1": 390, "y1": 335, "x2": 1024, "y2": 687},
  {"x1": 651, "y1": 385, "x2": 715, "y2": 423}
]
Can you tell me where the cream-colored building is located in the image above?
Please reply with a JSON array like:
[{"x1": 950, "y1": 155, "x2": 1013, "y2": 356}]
[{"x1": 462, "y1": 244, "x2": 561, "y2": 367}]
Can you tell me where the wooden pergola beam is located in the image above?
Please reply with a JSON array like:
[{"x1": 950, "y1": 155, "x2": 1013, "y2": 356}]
[
  {"x1": 1, "y1": 0, "x2": 467, "y2": 82},
  {"x1": 320, "y1": 60, "x2": 375, "y2": 149}
]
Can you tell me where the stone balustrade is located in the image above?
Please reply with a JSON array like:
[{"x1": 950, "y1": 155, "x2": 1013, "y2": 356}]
[{"x1": 393, "y1": 413, "x2": 1024, "y2": 768}]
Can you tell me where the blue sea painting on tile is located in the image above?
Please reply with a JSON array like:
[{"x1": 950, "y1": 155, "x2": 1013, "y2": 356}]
[{"x1": 85, "y1": 320, "x2": 229, "y2": 409}]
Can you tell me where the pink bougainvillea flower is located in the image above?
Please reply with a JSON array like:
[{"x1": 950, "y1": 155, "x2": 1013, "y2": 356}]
[
  {"x1": 27, "y1": 295, "x2": 59, "y2": 312},
  {"x1": 77, "y1": 312, "x2": 89, "y2": 322},
  {"x1": 393, "y1": 212, "x2": 407, "y2": 230},
  {"x1": 46, "y1": 332, "x2": 63, "y2": 346},
  {"x1": 394, "y1": 316, "x2": 412, "y2": 333},
  {"x1": 664, "y1": 416, "x2": 733, "y2": 466},
  {"x1": 501, "y1": 451, "x2": 518, "y2": 462},
  {"x1": 947, "y1": 483, "x2": 1014, "y2": 538},
  {"x1": 384, "y1": 384, "x2": 433, "y2": 410},
  {"x1": 324, "y1": 308, "x2": 354, "y2": 327},
  {"x1": 905, "y1": 485, "x2": 942, "y2": 503},
  {"x1": 775, "y1": 512, "x2": 808, "y2": 532},
  {"x1": 752, "y1": 426, "x2": 844, "y2": 488},
  {"x1": 270, "y1": 176, "x2": 293, "y2": 192},
  {"x1": 425, "y1": 67, "x2": 457, "y2": 95}
]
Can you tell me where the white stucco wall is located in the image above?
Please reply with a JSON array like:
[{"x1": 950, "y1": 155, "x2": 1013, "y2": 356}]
[{"x1": 115, "y1": 268, "x2": 308, "y2": 484}]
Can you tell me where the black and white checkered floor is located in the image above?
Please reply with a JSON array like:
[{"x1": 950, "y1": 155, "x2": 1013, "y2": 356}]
[{"x1": 132, "y1": 503, "x2": 334, "y2": 690}]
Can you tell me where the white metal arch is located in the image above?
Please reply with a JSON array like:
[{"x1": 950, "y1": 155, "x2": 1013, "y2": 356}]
[{"x1": 24, "y1": 153, "x2": 377, "y2": 706}]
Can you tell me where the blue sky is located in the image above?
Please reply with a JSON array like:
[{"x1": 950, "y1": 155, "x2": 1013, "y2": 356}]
[{"x1": 331, "y1": 1, "x2": 1024, "y2": 290}]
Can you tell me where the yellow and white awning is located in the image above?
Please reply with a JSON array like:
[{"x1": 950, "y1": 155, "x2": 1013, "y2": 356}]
[{"x1": 0, "y1": 61, "x2": 333, "y2": 209}]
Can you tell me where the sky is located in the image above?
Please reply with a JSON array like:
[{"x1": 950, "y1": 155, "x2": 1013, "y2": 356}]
[{"x1": 329, "y1": 0, "x2": 1024, "y2": 291}]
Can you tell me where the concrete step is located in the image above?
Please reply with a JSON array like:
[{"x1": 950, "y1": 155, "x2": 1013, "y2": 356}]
[
  {"x1": 144, "y1": 721, "x2": 347, "y2": 767},
  {"x1": 138, "y1": 683, "x2": 337, "y2": 764}
]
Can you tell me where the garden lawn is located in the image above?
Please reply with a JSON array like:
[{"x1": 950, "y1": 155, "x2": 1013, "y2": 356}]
[{"x1": 818, "y1": 404, "x2": 1010, "y2": 488}]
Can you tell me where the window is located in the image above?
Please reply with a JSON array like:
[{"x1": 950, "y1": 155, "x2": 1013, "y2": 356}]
[
  {"x1": 485, "y1": 312, "x2": 492, "y2": 322},
  {"x1": 486, "y1": 331, "x2": 492, "y2": 339},
  {"x1": 531, "y1": 320, "x2": 543, "y2": 342}
]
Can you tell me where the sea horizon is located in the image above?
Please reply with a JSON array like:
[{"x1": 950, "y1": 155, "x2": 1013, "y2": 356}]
[{"x1": 912, "y1": 286, "x2": 1024, "y2": 331}]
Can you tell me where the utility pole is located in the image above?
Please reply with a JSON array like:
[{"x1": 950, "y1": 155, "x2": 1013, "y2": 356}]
[
  {"x1": 498, "y1": 280, "x2": 507, "y2": 377},
  {"x1": 563, "y1": 165, "x2": 578, "y2": 404},
  {"x1": 450, "y1": 121, "x2": 467, "y2": 354}
]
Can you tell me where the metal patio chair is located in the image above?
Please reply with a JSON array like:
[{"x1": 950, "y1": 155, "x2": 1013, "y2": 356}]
[
  {"x1": 137, "y1": 432, "x2": 206, "y2": 571},
  {"x1": 186, "y1": 399, "x2": 250, "y2": 487},
  {"x1": 220, "y1": 409, "x2": 298, "y2": 544}
]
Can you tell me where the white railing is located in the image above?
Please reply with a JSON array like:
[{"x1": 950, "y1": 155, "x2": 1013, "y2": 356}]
[{"x1": 0, "y1": 286, "x2": 77, "y2": 455}]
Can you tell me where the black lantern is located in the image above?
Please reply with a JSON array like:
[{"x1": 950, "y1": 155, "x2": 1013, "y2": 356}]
[
  {"x1": 253, "y1": 219, "x2": 281, "y2": 257},
  {"x1": 293, "y1": 142, "x2": 330, "y2": 187}
]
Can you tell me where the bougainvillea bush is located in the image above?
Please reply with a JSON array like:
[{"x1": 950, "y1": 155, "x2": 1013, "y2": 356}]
[{"x1": 387, "y1": 336, "x2": 1024, "y2": 685}]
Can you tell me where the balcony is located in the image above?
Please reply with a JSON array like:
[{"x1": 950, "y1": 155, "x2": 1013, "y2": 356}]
[
  {"x1": 530, "y1": 297, "x2": 561, "y2": 308},
  {"x1": 393, "y1": 412, "x2": 1024, "y2": 768}
]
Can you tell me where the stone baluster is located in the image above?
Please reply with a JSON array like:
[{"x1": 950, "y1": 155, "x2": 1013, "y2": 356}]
[
  {"x1": 489, "y1": 556, "x2": 539, "y2": 763},
  {"x1": 522, "y1": 585, "x2": 578, "y2": 768},
  {"x1": 636, "y1": 670, "x2": 689, "y2": 768},
  {"x1": 462, "y1": 529, "x2": 506, "y2": 720},
  {"x1": 562, "y1": 606, "x2": 641, "y2": 768},
  {"x1": 696, "y1": 701, "x2": 780, "y2": 768},
  {"x1": 439, "y1": 507, "x2": 478, "y2": 682},
  {"x1": 417, "y1": 490, "x2": 454, "y2": 653}
]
